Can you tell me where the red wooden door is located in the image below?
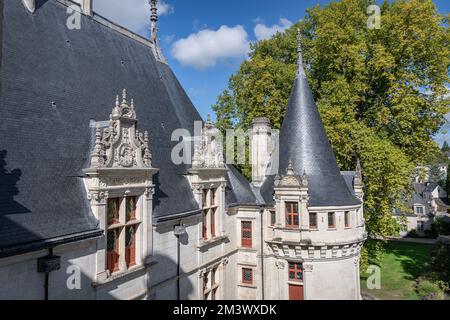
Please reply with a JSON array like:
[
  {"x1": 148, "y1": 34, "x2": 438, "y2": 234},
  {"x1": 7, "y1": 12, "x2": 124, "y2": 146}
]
[{"x1": 289, "y1": 284, "x2": 304, "y2": 300}]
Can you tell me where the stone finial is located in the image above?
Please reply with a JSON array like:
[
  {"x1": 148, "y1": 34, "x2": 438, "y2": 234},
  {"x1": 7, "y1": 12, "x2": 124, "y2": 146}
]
[
  {"x1": 302, "y1": 170, "x2": 308, "y2": 187},
  {"x1": 90, "y1": 125, "x2": 105, "y2": 168},
  {"x1": 121, "y1": 89, "x2": 128, "y2": 105},
  {"x1": 296, "y1": 28, "x2": 305, "y2": 78},
  {"x1": 143, "y1": 131, "x2": 152, "y2": 167},
  {"x1": 286, "y1": 160, "x2": 295, "y2": 176},
  {"x1": 150, "y1": 0, "x2": 158, "y2": 42}
]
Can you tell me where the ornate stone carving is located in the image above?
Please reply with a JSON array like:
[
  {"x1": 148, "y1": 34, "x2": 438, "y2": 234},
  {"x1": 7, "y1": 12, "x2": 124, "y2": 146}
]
[
  {"x1": 88, "y1": 89, "x2": 152, "y2": 169},
  {"x1": 303, "y1": 264, "x2": 314, "y2": 272},
  {"x1": 275, "y1": 160, "x2": 309, "y2": 188},
  {"x1": 275, "y1": 260, "x2": 285, "y2": 270},
  {"x1": 222, "y1": 257, "x2": 229, "y2": 266},
  {"x1": 87, "y1": 190, "x2": 109, "y2": 204},
  {"x1": 192, "y1": 115, "x2": 225, "y2": 169}
]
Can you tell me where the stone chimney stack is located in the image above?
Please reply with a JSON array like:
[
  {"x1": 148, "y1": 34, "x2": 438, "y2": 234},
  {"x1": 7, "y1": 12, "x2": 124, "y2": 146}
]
[{"x1": 250, "y1": 118, "x2": 272, "y2": 186}]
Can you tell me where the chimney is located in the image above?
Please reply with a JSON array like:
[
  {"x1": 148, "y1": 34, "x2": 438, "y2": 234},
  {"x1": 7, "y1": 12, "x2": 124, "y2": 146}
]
[{"x1": 250, "y1": 118, "x2": 272, "y2": 186}]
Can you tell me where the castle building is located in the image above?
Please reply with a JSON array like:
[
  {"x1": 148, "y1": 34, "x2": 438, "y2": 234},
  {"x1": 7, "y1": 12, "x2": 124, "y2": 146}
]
[{"x1": 0, "y1": 0, "x2": 366, "y2": 300}]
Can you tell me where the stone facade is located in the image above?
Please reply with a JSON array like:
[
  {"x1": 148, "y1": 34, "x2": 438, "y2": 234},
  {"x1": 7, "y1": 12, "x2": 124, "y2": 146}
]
[{"x1": 0, "y1": 0, "x2": 366, "y2": 301}]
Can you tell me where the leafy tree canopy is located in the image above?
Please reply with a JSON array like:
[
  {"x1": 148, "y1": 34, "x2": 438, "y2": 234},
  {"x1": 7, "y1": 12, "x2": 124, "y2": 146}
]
[{"x1": 213, "y1": 0, "x2": 450, "y2": 242}]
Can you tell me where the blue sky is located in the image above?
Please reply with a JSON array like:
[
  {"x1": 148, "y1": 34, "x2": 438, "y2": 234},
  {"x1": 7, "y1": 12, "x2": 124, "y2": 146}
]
[{"x1": 94, "y1": 0, "x2": 449, "y2": 146}]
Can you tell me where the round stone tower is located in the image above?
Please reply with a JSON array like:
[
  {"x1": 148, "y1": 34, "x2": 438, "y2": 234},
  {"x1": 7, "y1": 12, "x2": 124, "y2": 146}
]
[{"x1": 259, "y1": 30, "x2": 367, "y2": 300}]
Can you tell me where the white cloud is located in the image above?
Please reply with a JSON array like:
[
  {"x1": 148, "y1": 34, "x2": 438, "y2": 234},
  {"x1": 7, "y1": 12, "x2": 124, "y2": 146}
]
[
  {"x1": 93, "y1": 0, "x2": 173, "y2": 33},
  {"x1": 254, "y1": 18, "x2": 293, "y2": 41},
  {"x1": 171, "y1": 25, "x2": 250, "y2": 69}
]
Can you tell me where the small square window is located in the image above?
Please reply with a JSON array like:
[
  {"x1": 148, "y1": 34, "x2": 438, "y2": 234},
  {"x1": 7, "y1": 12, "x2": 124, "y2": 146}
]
[
  {"x1": 288, "y1": 262, "x2": 303, "y2": 282},
  {"x1": 242, "y1": 268, "x2": 253, "y2": 284},
  {"x1": 286, "y1": 202, "x2": 299, "y2": 228}
]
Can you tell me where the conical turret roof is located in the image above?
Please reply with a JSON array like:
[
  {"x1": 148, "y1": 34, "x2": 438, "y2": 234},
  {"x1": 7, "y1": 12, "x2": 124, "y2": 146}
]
[{"x1": 261, "y1": 31, "x2": 360, "y2": 207}]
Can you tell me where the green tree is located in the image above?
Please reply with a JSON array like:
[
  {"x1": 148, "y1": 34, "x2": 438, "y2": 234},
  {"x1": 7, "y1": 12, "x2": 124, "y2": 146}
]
[
  {"x1": 429, "y1": 164, "x2": 446, "y2": 186},
  {"x1": 213, "y1": 0, "x2": 450, "y2": 245},
  {"x1": 442, "y1": 141, "x2": 450, "y2": 152}
]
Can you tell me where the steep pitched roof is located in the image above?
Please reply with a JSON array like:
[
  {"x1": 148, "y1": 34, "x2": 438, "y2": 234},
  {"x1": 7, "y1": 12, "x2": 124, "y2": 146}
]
[
  {"x1": 261, "y1": 32, "x2": 360, "y2": 207},
  {"x1": 225, "y1": 165, "x2": 259, "y2": 207},
  {"x1": 0, "y1": 0, "x2": 201, "y2": 255},
  {"x1": 424, "y1": 182, "x2": 440, "y2": 194}
]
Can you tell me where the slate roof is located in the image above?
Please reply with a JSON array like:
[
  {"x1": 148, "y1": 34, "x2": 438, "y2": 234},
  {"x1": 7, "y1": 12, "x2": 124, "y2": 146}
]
[
  {"x1": 424, "y1": 182, "x2": 440, "y2": 194},
  {"x1": 0, "y1": 0, "x2": 218, "y2": 255},
  {"x1": 260, "y1": 39, "x2": 360, "y2": 208},
  {"x1": 341, "y1": 171, "x2": 357, "y2": 196},
  {"x1": 225, "y1": 165, "x2": 259, "y2": 207},
  {"x1": 435, "y1": 197, "x2": 450, "y2": 209}
]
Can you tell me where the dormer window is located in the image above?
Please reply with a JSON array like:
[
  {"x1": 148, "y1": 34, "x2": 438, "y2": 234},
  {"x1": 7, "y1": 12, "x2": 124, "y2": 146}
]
[
  {"x1": 108, "y1": 198, "x2": 121, "y2": 226},
  {"x1": 415, "y1": 207, "x2": 424, "y2": 215},
  {"x1": 201, "y1": 188, "x2": 218, "y2": 240},
  {"x1": 106, "y1": 196, "x2": 141, "y2": 275},
  {"x1": 286, "y1": 202, "x2": 299, "y2": 228}
]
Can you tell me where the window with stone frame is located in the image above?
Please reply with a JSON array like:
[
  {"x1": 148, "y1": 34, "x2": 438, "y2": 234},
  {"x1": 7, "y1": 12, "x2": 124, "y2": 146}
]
[
  {"x1": 328, "y1": 212, "x2": 336, "y2": 229},
  {"x1": 288, "y1": 262, "x2": 303, "y2": 282},
  {"x1": 242, "y1": 268, "x2": 253, "y2": 284},
  {"x1": 241, "y1": 221, "x2": 252, "y2": 248},
  {"x1": 211, "y1": 208, "x2": 216, "y2": 238},
  {"x1": 270, "y1": 210, "x2": 276, "y2": 226},
  {"x1": 415, "y1": 206, "x2": 424, "y2": 215},
  {"x1": 344, "y1": 211, "x2": 350, "y2": 228},
  {"x1": 309, "y1": 212, "x2": 317, "y2": 229},
  {"x1": 286, "y1": 202, "x2": 299, "y2": 228},
  {"x1": 203, "y1": 267, "x2": 219, "y2": 300},
  {"x1": 201, "y1": 188, "x2": 218, "y2": 241},
  {"x1": 106, "y1": 196, "x2": 141, "y2": 274}
]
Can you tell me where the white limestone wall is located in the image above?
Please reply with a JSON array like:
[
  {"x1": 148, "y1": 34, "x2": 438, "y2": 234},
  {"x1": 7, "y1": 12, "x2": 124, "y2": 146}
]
[
  {"x1": 0, "y1": 237, "x2": 153, "y2": 300},
  {"x1": 235, "y1": 206, "x2": 262, "y2": 300},
  {"x1": 305, "y1": 257, "x2": 360, "y2": 300},
  {"x1": 150, "y1": 209, "x2": 240, "y2": 300}
]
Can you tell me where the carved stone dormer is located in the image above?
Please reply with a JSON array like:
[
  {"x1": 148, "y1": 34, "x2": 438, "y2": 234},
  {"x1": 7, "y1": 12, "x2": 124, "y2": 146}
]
[
  {"x1": 83, "y1": 90, "x2": 158, "y2": 282},
  {"x1": 89, "y1": 89, "x2": 152, "y2": 170},
  {"x1": 192, "y1": 115, "x2": 225, "y2": 170},
  {"x1": 275, "y1": 160, "x2": 308, "y2": 189}
]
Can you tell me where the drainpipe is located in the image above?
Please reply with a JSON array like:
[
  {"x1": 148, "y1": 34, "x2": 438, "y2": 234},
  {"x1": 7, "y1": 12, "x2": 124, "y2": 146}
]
[
  {"x1": 260, "y1": 206, "x2": 265, "y2": 300},
  {"x1": 174, "y1": 224, "x2": 187, "y2": 300},
  {"x1": 37, "y1": 248, "x2": 61, "y2": 300}
]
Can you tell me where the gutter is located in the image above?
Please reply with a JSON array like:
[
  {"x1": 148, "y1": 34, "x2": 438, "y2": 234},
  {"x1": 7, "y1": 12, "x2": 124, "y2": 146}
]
[{"x1": 0, "y1": 229, "x2": 103, "y2": 259}]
